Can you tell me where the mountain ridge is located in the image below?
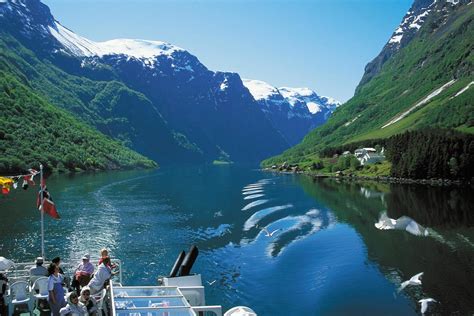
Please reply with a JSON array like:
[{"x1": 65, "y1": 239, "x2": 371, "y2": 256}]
[
  {"x1": 242, "y1": 79, "x2": 340, "y2": 145},
  {"x1": 1, "y1": 0, "x2": 340, "y2": 165},
  {"x1": 262, "y1": 0, "x2": 473, "y2": 168}
]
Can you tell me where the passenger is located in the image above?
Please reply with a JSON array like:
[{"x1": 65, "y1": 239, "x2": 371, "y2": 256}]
[
  {"x1": 0, "y1": 273, "x2": 8, "y2": 316},
  {"x1": 51, "y1": 257, "x2": 64, "y2": 274},
  {"x1": 87, "y1": 257, "x2": 116, "y2": 295},
  {"x1": 51, "y1": 256, "x2": 70, "y2": 288},
  {"x1": 30, "y1": 257, "x2": 48, "y2": 277},
  {"x1": 98, "y1": 248, "x2": 116, "y2": 269},
  {"x1": 71, "y1": 254, "x2": 94, "y2": 295},
  {"x1": 47, "y1": 263, "x2": 66, "y2": 316},
  {"x1": 59, "y1": 292, "x2": 87, "y2": 316},
  {"x1": 97, "y1": 249, "x2": 108, "y2": 266},
  {"x1": 79, "y1": 286, "x2": 98, "y2": 316}
]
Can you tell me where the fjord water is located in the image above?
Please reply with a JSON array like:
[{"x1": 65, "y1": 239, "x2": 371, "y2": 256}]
[{"x1": 1, "y1": 166, "x2": 473, "y2": 315}]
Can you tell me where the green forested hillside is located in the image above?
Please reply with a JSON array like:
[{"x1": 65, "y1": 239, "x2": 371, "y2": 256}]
[
  {"x1": 0, "y1": 32, "x2": 202, "y2": 164},
  {"x1": 0, "y1": 70, "x2": 156, "y2": 173},
  {"x1": 262, "y1": 2, "x2": 473, "y2": 168}
]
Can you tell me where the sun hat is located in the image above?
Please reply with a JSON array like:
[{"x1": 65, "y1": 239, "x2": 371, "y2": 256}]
[{"x1": 82, "y1": 254, "x2": 90, "y2": 260}]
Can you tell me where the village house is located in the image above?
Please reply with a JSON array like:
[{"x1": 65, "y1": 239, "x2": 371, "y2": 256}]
[{"x1": 354, "y1": 147, "x2": 385, "y2": 165}]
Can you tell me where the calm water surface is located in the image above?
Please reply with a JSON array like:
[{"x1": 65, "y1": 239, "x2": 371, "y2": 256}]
[{"x1": 1, "y1": 165, "x2": 473, "y2": 315}]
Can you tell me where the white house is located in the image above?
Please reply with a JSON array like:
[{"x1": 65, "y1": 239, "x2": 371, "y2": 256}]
[
  {"x1": 354, "y1": 148, "x2": 376, "y2": 158},
  {"x1": 354, "y1": 148, "x2": 384, "y2": 165}
]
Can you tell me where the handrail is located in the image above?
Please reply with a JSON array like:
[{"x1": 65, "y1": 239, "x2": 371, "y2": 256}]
[
  {"x1": 109, "y1": 280, "x2": 116, "y2": 316},
  {"x1": 114, "y1": 306, "x2": 192, "y2": 310},
  {"x1": 113, "y1": 295, "x2": 184, "y2": 298},
  {"x1": 192, "y1": 305, "x2": 223, "y2": 316},
  {"x1": 2, "y1": 258, "x2": 122, "y2": 284},
  {"x1": 113, "y1": 285, "x2": 177, "y2": 289}
]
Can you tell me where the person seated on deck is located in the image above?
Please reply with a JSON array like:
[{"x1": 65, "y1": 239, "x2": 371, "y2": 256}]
[
  {"x1": 30, "y1": 257, "x2": 48, "y2": 277},
  {"x1": 71, "y1": 254, "x2": 94, "y2": 295},
  {"x1": 79, "y1": 286, "x2": 98, "y2": 316},
  {"x1": 59, "y1": 292, "x2": 87, "y2": 316},
  {"x1": 87, "y1": 257, "x2": 117, "y2": 295},
  {"x1": 97, "y1": 248, "x2": 108, "y2": 266},
  {"x1": 97, "y1": 248, "x2": 117, "y2": 269}
]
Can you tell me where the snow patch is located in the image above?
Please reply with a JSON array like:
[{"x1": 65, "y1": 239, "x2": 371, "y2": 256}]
[
  {"x1": 220, "y1": 78, "x2": 229, "y2": 91},
  {"x1": 382, "y1": 80, "x2": 456, "y2": 129},
  {"x1": 242, "y1": 79, "x2": 280, "y2": 100},
  {"x1": 452, "y1": 81, "x2": 474, "y2": 98},
  {"x1": 243, "y1": 79, "x2": 339, "y2": 116},
  {"x1": 306, "y1": 102, "x2": 322, "y2": 114},
  {"x1": 280, "y1": 87, "x2": 339, "y2": 114},
  {"x1": 48, "y1": 21, "x2": 186, "y2": 69},
  {"x1": 388, "y1": 2, "x2": 436, "y2": 47},
  {"x1": 344, "y1": 114, "x2": 361, "y2": 127},
  {"x1": 321, "y1": 96, "x2": 341, "y2": 106},
  {"x1": 389, "y1": 34, "x2": 403, "y2": 44},
  {"x1": 409, "y1": 10, "x2": 431, "y2": 29},
  {"x1": 280, "y1": 87, "x2": 314, "y2": 97}
]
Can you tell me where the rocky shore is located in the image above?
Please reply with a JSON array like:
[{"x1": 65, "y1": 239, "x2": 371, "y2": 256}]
[{"x1": 262, "y1": 164, "x2": 472, "y2": 187}]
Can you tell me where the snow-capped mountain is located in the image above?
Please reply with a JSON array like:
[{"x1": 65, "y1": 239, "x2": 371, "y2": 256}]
[
  {"x1": 0, "y1": 0, "x2": 293, "y2": 163},
  {"x1": 278, "y1": 87, "x2": 340, "y2": 118},
  {"x1": 358, "y1": 0, "x2": 467, "y2": 90},
  {"x1": 243, "y1": 79, "x2": 340, "y2": 145}
]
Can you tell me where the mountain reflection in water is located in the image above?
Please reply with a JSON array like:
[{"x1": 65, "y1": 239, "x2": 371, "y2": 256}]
[{"x1": 298, "y1": 177, "x2": 474, "y2": 315}]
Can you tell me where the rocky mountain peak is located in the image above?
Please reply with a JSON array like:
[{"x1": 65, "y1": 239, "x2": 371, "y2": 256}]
[
  {"x1": 356, "y1": 0, "x2": 469, "y2": 92},
  {"x1": 0, "y1": 0, "x2": 54, "y2": 34}
]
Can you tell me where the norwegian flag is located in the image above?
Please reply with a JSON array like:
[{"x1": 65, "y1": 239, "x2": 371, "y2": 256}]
[{"x1": 37, "y1": 180, "x2": 60, "y2": 219}]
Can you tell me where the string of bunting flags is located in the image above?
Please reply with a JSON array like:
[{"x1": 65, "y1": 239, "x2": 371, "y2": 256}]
[
  {"x1": 0, "y1": 168, "x2": 60, "y2": 219},
  {"x1": 0, "y1": 168, "x2": 39, "y2": 195}
]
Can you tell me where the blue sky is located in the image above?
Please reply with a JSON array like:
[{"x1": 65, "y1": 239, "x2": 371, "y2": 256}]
[{"x1": 42, "y1": 0, "x2": 413, "y2": 102}]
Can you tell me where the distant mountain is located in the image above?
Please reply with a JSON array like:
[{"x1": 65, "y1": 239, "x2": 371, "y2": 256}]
[
  {"x1": 2, "y1": 0, "x2": 323, "y2": 164},
  {"x1": 242, "y1": 79, "x2": 340, "y2": 145},
  {"x1": 263, "y1": 0, "x2": 473, "y2": 167}
]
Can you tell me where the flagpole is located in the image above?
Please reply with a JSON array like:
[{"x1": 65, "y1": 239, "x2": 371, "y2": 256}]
[{"x1": 40, "y1": 164, "x2": 45, "y2": 258}]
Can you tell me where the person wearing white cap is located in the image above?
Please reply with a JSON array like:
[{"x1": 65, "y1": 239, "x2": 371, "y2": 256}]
[
  {"x1": 71, "y1": 254, "x2": 94, "y2": 294},
  {"x1": 29, "y1": 257, "x2": 48, "y2": 277}
]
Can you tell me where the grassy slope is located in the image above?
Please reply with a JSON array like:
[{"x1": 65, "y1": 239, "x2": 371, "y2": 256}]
[
  {"x1": 0, "y1": 71, "x2": 156, "y2": 173},
  {"x1": 262, "y1": 3, "x2": 473, "y2": 168}
]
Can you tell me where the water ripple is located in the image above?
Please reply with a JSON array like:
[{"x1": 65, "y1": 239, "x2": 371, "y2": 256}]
[
  {"x1": 241, "y1": 199, "x2": 269, "y2": 211},
  {"x1": 242, "y1": 190, "x2": 264, "y2": 195},
  {"x1": 243, "y1": 204, "x2": 293, "y2": 230},
  {"x1": 243, "y1": 194, "x2": 265, "y2": 200}
]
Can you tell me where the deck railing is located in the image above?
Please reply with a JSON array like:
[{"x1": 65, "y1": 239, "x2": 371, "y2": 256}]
[{"x1": 0, "y1": 258, "x2": 122, "y2": 285}]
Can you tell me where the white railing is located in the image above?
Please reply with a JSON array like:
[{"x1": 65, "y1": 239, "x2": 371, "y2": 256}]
[{"x1": 1, "y1": 258, "x2": 122, "y2": 285}]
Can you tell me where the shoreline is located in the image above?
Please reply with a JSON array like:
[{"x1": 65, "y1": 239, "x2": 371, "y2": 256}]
[{"x1": 262, "y1": 168, "x2": 473, "y2": 187}]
